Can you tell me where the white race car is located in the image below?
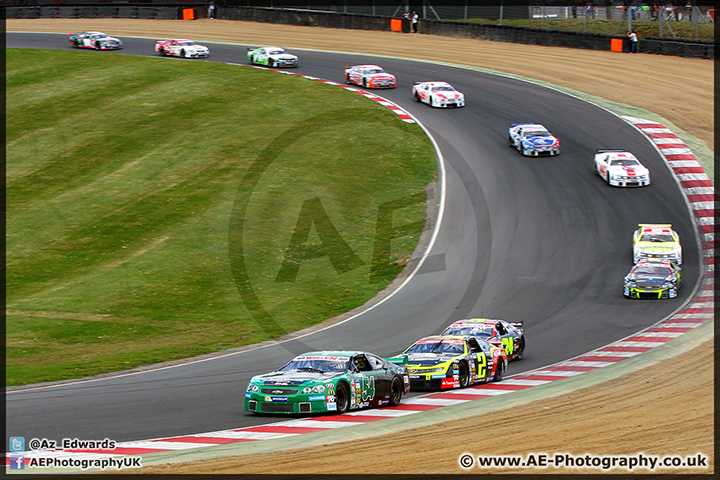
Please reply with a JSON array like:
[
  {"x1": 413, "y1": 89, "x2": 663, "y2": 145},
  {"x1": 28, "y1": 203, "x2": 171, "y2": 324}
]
[
  {"x1": 344, "y1": 65, "x2": 397, "y2": 89},
  {"x1": 594, "y1": 149, "x2": 650, "y2": 187},
  {"x1": 508, "y1": 123, "x2": 560, "y2": 156},
  {"x1": 247, "y1": 46, "x2": 299, "y2": 68},
  {"x1": 412, "y1": 81, "x2": 465, "y2": 108},
  {"x1": 155, "y1": 39, "x2": 210, "y2": 58},
  {"x1": 69, "y1": 31, "x2": 122, "y2": 50}
]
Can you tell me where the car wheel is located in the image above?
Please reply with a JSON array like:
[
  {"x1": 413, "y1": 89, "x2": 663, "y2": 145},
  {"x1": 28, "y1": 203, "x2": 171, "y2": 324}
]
[
  {"x1": 180, "y1": 49, "x2": 186, "y2": 58},
  {"x1": 389, "y1": 377, "x2": 403, "y2": 406},
  {"x1": 362, "y1": 78, "x2": 367, "y2": 88},
  {"x1": 594, "y1": 162, "x2": 599, "y2": 175},
  {"x1": 336, "y1": 382, "x2": 350, "y2": 414},
  {"x1": 458, "y1": 362, "x2": 470, "y2": 388},
  {"x1": 509, "y1": 136, "x2": 514, "y2": 146},
  {"x1": 413, "y1": 91, "x2": 420, "y2": 102},
  {"x1": 268, "y1": 59, "x2": 274, "y2": 68},
  {"x1": 606, "y1": 172, "x2": 611, "y2": 185},
  {"x1": 515, "y1": 338, "x2": 525, "y2": 361},
  {"x1": 493, "y1": 358, "x2": 506, "y2": 382},
  {"x1": 94, "y1": 41, "x2": 100, "y2": 50},
  {"x1": 74, "y1": 41, "x2": 81, "y2": 48}
]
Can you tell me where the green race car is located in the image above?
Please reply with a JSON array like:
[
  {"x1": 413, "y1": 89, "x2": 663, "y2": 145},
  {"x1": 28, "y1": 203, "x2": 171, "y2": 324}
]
[{"x1": 244, "y1": 351, "x2": 410, "y2": 414}]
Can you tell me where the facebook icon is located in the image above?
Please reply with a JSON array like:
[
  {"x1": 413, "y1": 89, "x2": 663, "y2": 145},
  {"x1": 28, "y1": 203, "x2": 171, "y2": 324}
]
[{"x1": 9, "y1": 455, "x2": 25, "y2": 470}]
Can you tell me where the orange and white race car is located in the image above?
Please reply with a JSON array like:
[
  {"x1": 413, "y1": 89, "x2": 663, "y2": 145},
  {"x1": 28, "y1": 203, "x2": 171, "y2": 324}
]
[{"x1": 344, "y1": 64, "x2": 397, "y2": 89}]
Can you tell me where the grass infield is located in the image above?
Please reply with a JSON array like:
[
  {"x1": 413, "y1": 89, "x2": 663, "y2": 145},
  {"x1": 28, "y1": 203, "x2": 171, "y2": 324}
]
[{"x1": 6, "y1": 49, "x2": 437, "y2": 385}]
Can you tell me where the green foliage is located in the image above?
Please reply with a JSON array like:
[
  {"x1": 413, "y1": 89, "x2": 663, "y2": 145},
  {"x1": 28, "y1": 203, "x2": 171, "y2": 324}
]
[
  {"x1": 6, "y1": 49, "x2": 437, "y2": 385},
  {"x1": 456, "y1": 18, "x2": 714, "y2": 41}
]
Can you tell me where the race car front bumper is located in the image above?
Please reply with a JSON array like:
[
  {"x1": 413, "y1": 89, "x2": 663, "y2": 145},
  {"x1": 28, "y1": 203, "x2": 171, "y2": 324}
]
[
  {"x1": 609, "y1": 177, "x2": 650, "y2": 187},
  {"x1": 624, "y1": 287, "x2": 677, "y2": 299}
]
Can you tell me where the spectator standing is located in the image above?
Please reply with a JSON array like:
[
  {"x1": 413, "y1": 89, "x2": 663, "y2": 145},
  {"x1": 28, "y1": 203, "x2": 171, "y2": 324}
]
[
  {"x1": 628, "y1": 30, "x2": 638, "y2": 53},
  {"x1": 411, "y1": 11, "x2": 419, "y2": 33},
  {"x1": 208, "y1": 1, "x2": 216, "y2": 19},
  {"x1": 586, "y1": 1, "x2": 596, "y2": 19},
  {"x1": 571, "y1": 1, "x2": 578, "y2": 19}
]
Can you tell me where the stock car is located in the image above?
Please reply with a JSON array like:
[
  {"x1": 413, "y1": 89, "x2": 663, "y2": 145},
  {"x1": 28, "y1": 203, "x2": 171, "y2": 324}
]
[
  {"x1": 247, "y1": 46, "x2": 299, "y2": 68},
  {"x1": 623, "y1": 258, "x2": 681, "y2": 299},
  {"x1": 344, "y1": 65, "x2": 397, "y2": 89},
  {"x1": 440, "y1": 318, "x2": 525, "y2": 361},
  {"x1": 412, "y1": 81, "x2": 465, "y2": 108},
  {"x1": 508, "y1": 123, "x2": 560, "y2": 156},
  {"x1": 244, "y1": 351, "x2": 410, "y2": 414},
  {"x1": 155, "y1": 39, "x2": 210, "y2": 58},
  {"x1": 393, "y1": 335, "x2": 507, "y2": 390},
  {"x1": 633, "y1": 224, "x2": 682, "y2": 264},
  {"x1": 594, "y1": 149, "x2": 650, "y2": 187},
  {"x1": 68, "y1": 31, "x2": 122, "y2": 50}
]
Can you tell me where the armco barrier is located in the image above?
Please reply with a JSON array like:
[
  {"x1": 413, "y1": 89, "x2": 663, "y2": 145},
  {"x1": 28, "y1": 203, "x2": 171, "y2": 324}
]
[
  {"x1": 641, "y1": 37, "x2": 714, "y2": 59},
  {"x1": 4, "y1": 6, "x2": 180, "y2": 20}
]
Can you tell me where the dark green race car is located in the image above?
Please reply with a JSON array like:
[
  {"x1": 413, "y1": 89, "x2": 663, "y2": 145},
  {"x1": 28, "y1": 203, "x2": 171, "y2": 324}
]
[{"x1": 244, "y1": 351, "x2": 410, "y2": 414}]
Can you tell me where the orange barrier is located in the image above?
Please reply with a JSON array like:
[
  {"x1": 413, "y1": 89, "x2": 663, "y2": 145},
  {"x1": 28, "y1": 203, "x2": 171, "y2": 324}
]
[
  {"x1": 611, "y1": 38, "x2": 624, "y2": 52},
  {"x1": 390, "y1": 18, "x2": 403, "y2": 32},
  {"x1": 182, "y1": 8, "x2": 195, "y2": 20}
]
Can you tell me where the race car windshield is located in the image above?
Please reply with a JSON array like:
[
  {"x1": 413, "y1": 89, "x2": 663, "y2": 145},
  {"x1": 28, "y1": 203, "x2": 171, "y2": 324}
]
[
  {"x1": 406, "y1": 340, "x2": 464, "y2": 355},
  {"x1": 443, "y1": 326, "x2": 494, "y2": 337},
  {"x1": 640, "y1": 234, "x2": 674, "y2": 242},
  {"x1": 524, "y1": 130, "x2": 550, "y2": 136},
  {"x1": 178, "y1": 41, "x2": 196, "y2": 46},
  {"x1": 366, "y1": 68, "x2": 384, "y2": 73},
  {"x1": 634, "y1": 266, "x2": 672, "y2": 276},
  {"x1": 278, "y1": 358, "x2": 349, "y2": 373},
  {"x1": 432, "y1": 86, "x2": 454, "y2": 91},
  {"x1": 268, "y1": 49, "x2": 286, "y2": 54},
  {"x1": 611, "y1": 159, "x2": 640, "y2": 166}
]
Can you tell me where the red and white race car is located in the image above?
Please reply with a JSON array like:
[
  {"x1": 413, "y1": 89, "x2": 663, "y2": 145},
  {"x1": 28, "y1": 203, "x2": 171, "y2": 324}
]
[
  {"x1": 594, "y1": 149, "x2": 650, "y2": 187},
  {"x1": 344, "y1": 65, "x2": 397, "y2": 89},
  {"x1": 155, "y1": 39, "x2": 209, "y2": 58},
  {"x1": 412, "y1": 81, "x2": 465, "y2": 108}
]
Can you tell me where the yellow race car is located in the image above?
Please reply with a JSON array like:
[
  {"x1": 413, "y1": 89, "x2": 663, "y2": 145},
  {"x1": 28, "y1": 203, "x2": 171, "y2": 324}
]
[
  {"x1": 633, "y1": 224, "x2": 682, "y2": 265},
  {"x1": 393, "y1": 335, "x2": 508, "y2": 390}
]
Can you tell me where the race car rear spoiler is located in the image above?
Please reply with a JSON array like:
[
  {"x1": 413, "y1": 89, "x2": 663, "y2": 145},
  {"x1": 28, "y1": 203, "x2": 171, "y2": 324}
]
[
  {"x1": 595, "y1": 149, "x2": 627, "y2": 153},
  {"x1": 387, "y1": 355, "x2": 408, "y2": 365},
  {"x1": 510, "y1": 321, "x2": 524, "y2": 328}
]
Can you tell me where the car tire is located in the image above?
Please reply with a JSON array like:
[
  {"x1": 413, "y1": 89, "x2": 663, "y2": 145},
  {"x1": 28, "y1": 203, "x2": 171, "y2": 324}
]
[
  {"x1": 389, "y1": 377, "x2": 403, "y2": 406},
  {"x1": 94, "y1": 41, "x2": 100, "y2": 50},
  {"x1": 180, "y1": 49, "x2": 186, "y2": 58},
  {"x1": 336, "y1": 382, "x2": 350, "y2": 414},
  {"x1": 606, "y1": 172, "x2": 611, "y2": 185},
  {"x1": 268, "y1": 59, "x2": 274, "y2": 68},
  {"x1": 362, "y1": 78, "x2": 367, "y2": 88},
  {"x1": 509, "y1": 135, "x2": 514, "y2": 147},
  {"x1": 515, "y1": 338, "x2": 525, "y2": 361},
  {"x1": 493, "y1": 358, "x2": 506, "y2": 382},
  {"x1": 413, "y1": 91, "x2": 420, "y2": 102},
  {"x1": 74, "y1": 41, "x2": 81, "y2": 48},
  {"x1": 159, "y1": 48, "x2": 165, "y2": 56},
  {"x1": 458, "y1": 362, "x2": 470, "y2": 388},
  {"x1": 594, "y1": 162, "x2": 599, "y2": 175}
]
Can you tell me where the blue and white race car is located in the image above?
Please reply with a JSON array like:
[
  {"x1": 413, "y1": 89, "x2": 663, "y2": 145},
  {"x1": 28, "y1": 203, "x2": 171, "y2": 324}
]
[{"x1": 508, "y1": 123, "x2": 560, "y2": 156}]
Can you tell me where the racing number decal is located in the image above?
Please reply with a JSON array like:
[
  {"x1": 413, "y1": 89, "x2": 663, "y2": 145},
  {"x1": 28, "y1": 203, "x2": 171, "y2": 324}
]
[
  {"x1": 361, "y1": 375, "x2": 375, "y2": 401},
  {"x1": 476, "y1": 353, "x2": 487, "y2": 379},
  {"x1": 501, "y1": 337, "x2": 514, "y2": 356}
]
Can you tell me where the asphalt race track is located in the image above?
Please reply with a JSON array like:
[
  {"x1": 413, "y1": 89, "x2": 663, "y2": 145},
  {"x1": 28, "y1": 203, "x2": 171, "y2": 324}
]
[{"x1": 6, "y1": 33, "x2": 700, "y2": 445}]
